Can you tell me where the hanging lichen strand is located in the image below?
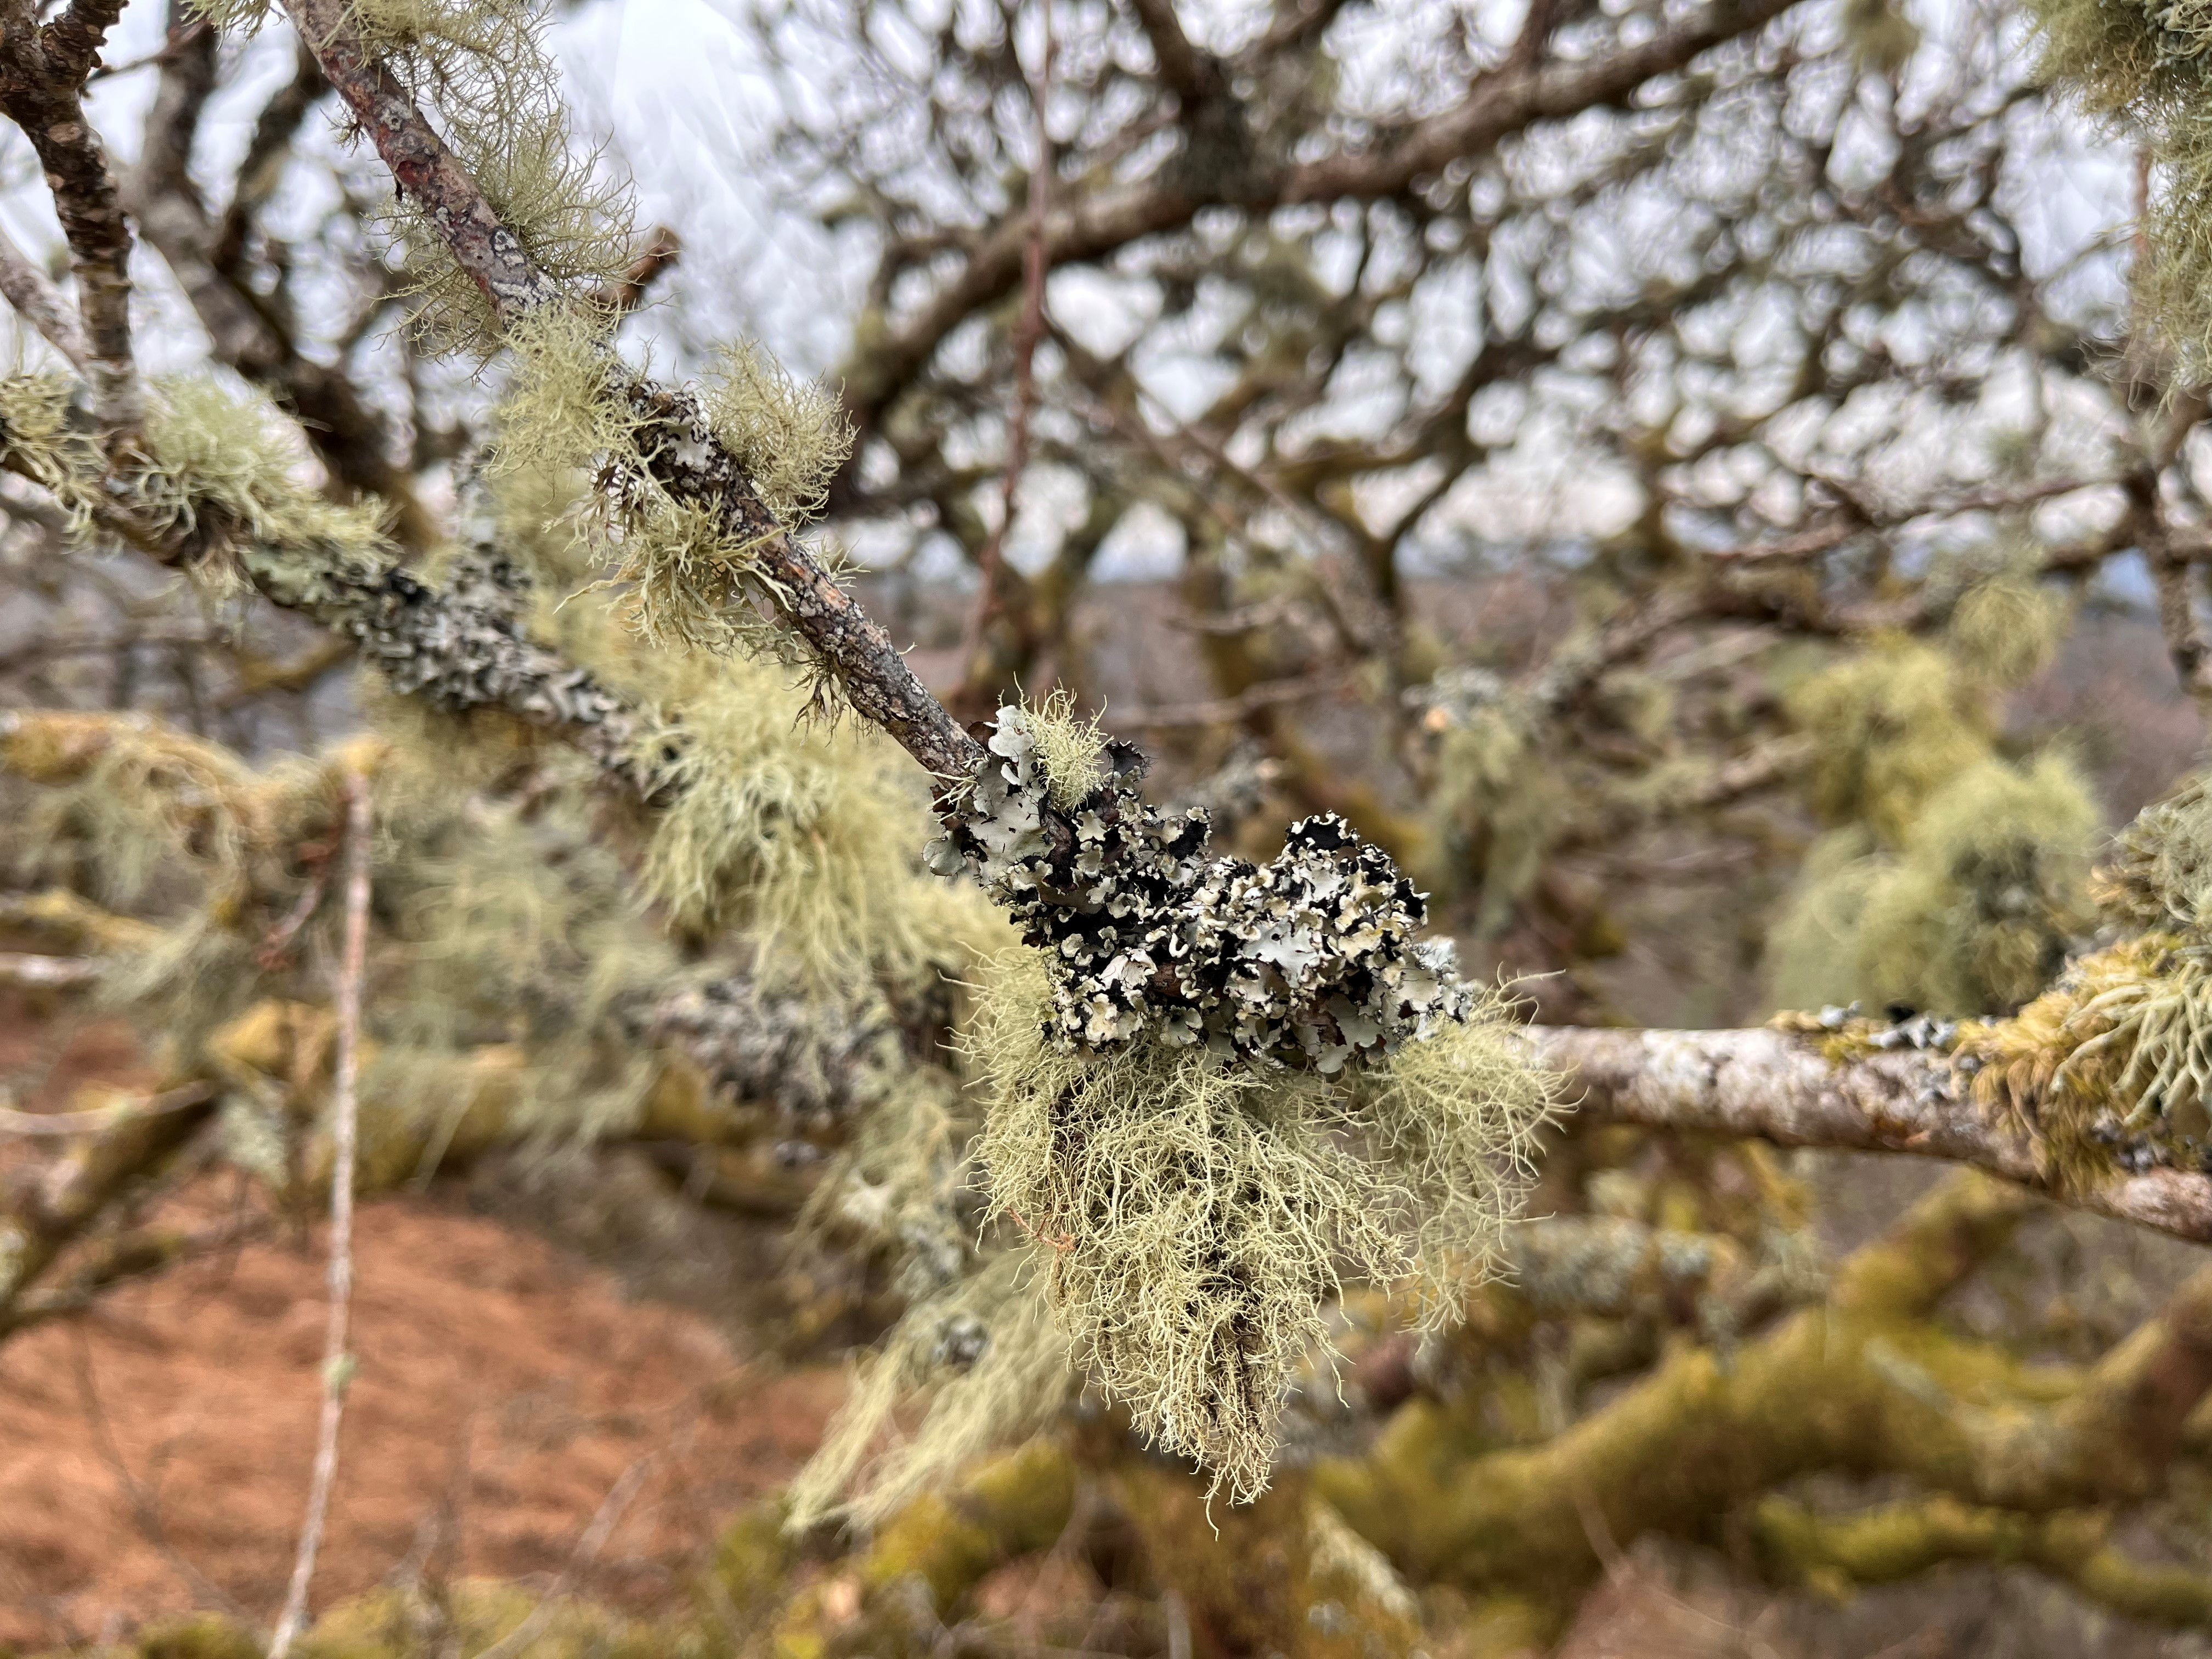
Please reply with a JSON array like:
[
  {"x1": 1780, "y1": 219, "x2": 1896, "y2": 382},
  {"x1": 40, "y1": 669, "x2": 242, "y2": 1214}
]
[
  {"x1": 1961, "y1": 775, "x2": 2212, "y2": 1181},
  {"x1": 2028, "y1": 0, "x2": 2212, "y2": 369},
  {"x1": 936, "y1": 698, "x2": 1553, "y2": 1502},
  {"x1": 930, "y1": 698, "x2": 1474, "y2": 1066},
  {"x1": 162, "y1": 0, "x2": 1558, "y2": 1510}
]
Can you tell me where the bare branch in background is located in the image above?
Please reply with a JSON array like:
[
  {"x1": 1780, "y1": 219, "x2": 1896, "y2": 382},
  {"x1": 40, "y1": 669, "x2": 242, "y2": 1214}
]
[
  {"x1": 0, "y1": 223, "x2": 91, "y2": 372},
  {"x1": 267, "y1": 766, "x2": 373, "y2": 1659}
]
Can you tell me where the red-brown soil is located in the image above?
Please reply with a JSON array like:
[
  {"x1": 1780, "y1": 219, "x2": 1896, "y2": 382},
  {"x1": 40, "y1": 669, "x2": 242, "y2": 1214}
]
[{"x1": 0, "y1": 1184, "x2": 843, "y2": 1649}]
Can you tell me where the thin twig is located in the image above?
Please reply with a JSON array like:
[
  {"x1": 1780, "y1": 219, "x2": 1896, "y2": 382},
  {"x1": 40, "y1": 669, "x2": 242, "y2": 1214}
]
[
  {"x1": 69, "y1": 1323, "x2": 250, "y2": 1619},
  {"x1": 0, "y1": 1081, "x2": 213, "y2": 1137},
  {"x1": 466, "y1": 1447, "x2": 663, "y2": 1659},
  {"x1": 267, "y1": 767, "x2": 373, "y2": 1659},
  {"x1": 955, "y1": 0, "x2": 1056, "y2": 707},
  {"x1": 1115, "y1": 667, "x2": 1357, "y2": 729}
]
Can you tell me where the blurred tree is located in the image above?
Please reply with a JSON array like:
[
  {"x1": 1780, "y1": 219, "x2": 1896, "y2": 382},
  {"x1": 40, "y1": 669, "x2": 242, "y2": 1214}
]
[{"x1": 4, "y1": 0, "x2": 2212, "y2": 1653}]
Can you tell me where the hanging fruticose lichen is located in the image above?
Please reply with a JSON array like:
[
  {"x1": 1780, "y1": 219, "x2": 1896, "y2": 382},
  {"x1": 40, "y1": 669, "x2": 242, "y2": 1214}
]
[
  {"x1": 787, "y1": 1252, "x2": 1075, "y2": 1531},
  {"x1": 1405, "y1": 667, "x2": 1572, "y2": 934},
  {"x1": 920, "y1": 698, "x2": 1555, "y2": 1504},
  {"x1": 1961, "y1": 774, "x2": 2212, "y2": 1178},
  {"x1": 962, "y1": 949, "x2": 1548, "y2": 1504},
  {"x1": 2024, "y1": 0, "x2": 2212, "y2": 371},
  {"x1": 191, "y1": 0, "x2": 637, "y2": 354},
  {"x1": 1768, "y1": 633, "x2": 2097, "y2": 1018},
  {"x1": 1770, "y1": 755, "x2": 2098, "y2": 1017}
]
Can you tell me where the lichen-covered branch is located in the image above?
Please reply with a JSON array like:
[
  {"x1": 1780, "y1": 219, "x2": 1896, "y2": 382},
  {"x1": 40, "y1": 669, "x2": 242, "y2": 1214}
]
[
  {"x1": 1754, "y1": 1494, "x2": 2212, "y2": 1629},
  {"x1": 1531, "y1": 1023, "x2": 2212, "y2": 1245},
  {"x1": 0, "y1": 1084, "x2": 218, "y2": 1337},
  {"x1": 0, "y1": 520, "x2": 654, "y2": 796},
  {"x1": 1321, "y1": 1174, "x2": 2212, "y2": 1602},
  {"x1": 278, "y1": 0, "x2": 985, "y2": 784},
  {"x1": 129, "y1": 3, "x2": 436, "y2": 549}
]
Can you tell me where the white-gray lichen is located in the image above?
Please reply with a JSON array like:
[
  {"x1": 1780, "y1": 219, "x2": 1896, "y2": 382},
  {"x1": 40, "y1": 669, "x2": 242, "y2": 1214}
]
[{"x1": 928, "y1": 706, "x2": 1472, "y2": 1071}]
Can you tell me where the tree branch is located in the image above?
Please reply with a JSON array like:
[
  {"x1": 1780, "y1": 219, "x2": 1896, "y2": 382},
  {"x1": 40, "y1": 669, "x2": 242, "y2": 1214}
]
[
  {"x1": 129, "y1": 2, "x2": 436, "y2": 550},
  {"x1": 0, "y1": 221, "x2": 91, "y2": 371},
  {"x1": 1126, "y1": 0, "x2": 1222, "y2": 111},
  {"x1": 1531, "y1": 1024, "x2": 2212, "y2": 1246},
  {"x1": 0, "y1": 1079, "x2": 218, "y2": 1335},
  {"x1": 278, "y1": 0, "x2": 986, "y2": 784},
  {"x1": 1756, "y1": 1493, "x2": 2212, "y2": 1629},
  {"x1": 833, "y1": 0, "x2": 1804, "y2": 455},
  {"x1": 0, "y1": 0, "x2": 140, "y2": 436},
  {"x1": 1324, "y1": 1176, "x2": 2212, "y2": 1598}
]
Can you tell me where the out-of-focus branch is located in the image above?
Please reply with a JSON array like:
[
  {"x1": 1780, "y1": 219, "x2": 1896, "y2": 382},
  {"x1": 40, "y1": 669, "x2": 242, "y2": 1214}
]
[
  {"x1": 0, "y1": 224, "x2": 91, "y2": 372},
  {"x1": 1127, "y1": 0, "x2": 1222, "y2": 110},
  {"x1": 1755, "y1": 1494, "x2": 2212, "y2": 1630},
  {"x1": 3, "y1": 1213, "x2": 262, "y2": 1336},
  {"x1": 832, "y1": 0, "x2": 1806, "y2": 460},
  {"x1": 211, "y1": 33, "x2": 325, "y2": 272},
  {"x1": 0, "y1": 1079, "x2": 219, "y2": 1336},
  {"x1": 130, "y1": 4, "x2": 436, "y2": 550},
  {"x1": 591, "y1": 224, "x2": 682, "y2": 314},
  {"x1": 0, "y1": 1082, "x2": 212, "y2": 1136},
  {"x1": 953, "y1": 0, "x2": 1056, "y2": 718},
  {"x1": 0, "y1": 0, "x2": 141, "y2": 436},
  {"x1": 1327, "y1": 1176, "x2": 2212, "y2": 1599}
]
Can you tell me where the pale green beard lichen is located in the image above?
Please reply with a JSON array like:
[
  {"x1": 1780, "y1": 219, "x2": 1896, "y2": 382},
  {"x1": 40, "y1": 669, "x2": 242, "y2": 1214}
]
[
  {"x1": 490, "y1": 307, "x2": 854, "y2": 663},
  {"x1": 472, "y1": 452, "x2": 1008, "y2": 992},
  {"x1": 786, "y1": 1254, "x2": 1073, "y2": 1531},
  {"x1": 2039, "y1": 774, "x2": 2212, "y2": 1145},
  {"x1": 194, "y1": 0, "x2": 637, "y2": 353},
  {"x1": 0, "y1": 374, "x2": 390, "y2": 574},
  {"x1": 1002, "y1": 689, "x2": 1109, "y2": 809},
  {"x1": 1787, "y1": 638, "x2": 1989, "y2": 844},
  {"x1": 2025, "y1": 0, "x2": 2212, "y2": 372},
  {"x1": 1419, "y1": 674, "x2": 1571, "y2": 933},
  {"x1": 626, "y1": 651, "x2": 978, "y2": 986},
  {"x1": 2093, "y1": 774, "x2": 2212, "y2": 935},
  {"x1": 1946, "y1": 573, "x2": 2070, "y2": 690},
  {"x1": 964, "y1": 949, "x2": 1550, "y2": 1503}
]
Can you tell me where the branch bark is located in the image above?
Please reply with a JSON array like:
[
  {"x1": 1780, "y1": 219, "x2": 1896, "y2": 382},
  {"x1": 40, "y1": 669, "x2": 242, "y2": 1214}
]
[
  {"x1": 1530, "y1": 1024, "x2": 2212, "y2": 1246},
  {"x1": 0, "y1": 0, "x2": 141, "y2": 435},
  {"x1": 129, "y1": 3, "x2": 436, "y2": 550},
  {"x1": 0, "y1": 222, "x2": 91, "y2": 371}
]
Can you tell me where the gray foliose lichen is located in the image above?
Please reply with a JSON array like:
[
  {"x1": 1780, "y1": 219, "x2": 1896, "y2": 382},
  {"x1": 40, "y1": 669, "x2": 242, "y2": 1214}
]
[{"x1": 928, "y1": 708, "x2": 1472, "y2": 1071}]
